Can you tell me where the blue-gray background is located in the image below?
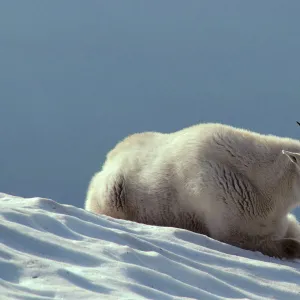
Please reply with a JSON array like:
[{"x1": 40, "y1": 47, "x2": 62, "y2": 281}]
[{"x1": 1, "y1": 1, "x2": 300, "y2": 217}]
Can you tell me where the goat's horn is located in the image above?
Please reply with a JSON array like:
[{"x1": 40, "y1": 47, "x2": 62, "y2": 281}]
[{"x1": 297, "y1": 122, "x2": 300, "y2": 126}]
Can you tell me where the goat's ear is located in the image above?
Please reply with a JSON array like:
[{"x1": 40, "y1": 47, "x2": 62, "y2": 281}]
[{"x1": 282, "y1": 150, "x2": 300, "y2": 166}]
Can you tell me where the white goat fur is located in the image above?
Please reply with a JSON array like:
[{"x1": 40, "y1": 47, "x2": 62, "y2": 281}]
[{"x1": 85, "y1": 123, "x2": 300, "y2": 259}]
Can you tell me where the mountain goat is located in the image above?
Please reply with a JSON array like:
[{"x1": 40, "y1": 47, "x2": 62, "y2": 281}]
[{"x1": 85, "y1": 123, "x2": 300, "y2": 259}]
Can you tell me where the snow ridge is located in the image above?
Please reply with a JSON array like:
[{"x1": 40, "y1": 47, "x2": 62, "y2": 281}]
[{"x1": 0, "y1": 193, "x2": 300, "y2": 300}]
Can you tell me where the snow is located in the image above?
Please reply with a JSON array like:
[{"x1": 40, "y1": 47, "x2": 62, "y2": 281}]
[{"x1": 0, "y1": 193, "x2": 300, "y2": 300}]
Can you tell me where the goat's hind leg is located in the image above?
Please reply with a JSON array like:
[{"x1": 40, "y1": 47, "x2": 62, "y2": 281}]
[
  {"x1": 221, "y1": 232, "x2": 300, "y2": 259},
  {"x1": 285, "y1": 213, "x2": 300, "y2": 240},
  {"x1": 255, "y1": 215, "x2": 300, "y2": 259},
  {"x1": 259, "y1": 238, "x2": 300, "y2": 259},
  {"x1": 270, "y1": 213, "x2": 300, "y2": 260}
]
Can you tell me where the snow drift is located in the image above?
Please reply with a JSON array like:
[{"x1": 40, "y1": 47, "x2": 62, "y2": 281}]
[{"x1": 0, "y1": 193, "x2": 300, "y2": 300}]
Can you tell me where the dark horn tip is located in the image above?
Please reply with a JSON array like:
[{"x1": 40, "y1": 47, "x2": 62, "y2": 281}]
[{"x1": 297, "y1": 121, "x2": 300, "y2": 126}]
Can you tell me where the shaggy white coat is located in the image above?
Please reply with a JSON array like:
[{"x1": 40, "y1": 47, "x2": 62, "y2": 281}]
[{"x1": 85, "y1": 123, "x2": 300, "y2": 259}]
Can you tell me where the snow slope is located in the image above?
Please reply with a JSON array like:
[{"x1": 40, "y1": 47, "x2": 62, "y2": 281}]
[{"x1": 0, "y1": 193, "x2": 300, "y2": 300}]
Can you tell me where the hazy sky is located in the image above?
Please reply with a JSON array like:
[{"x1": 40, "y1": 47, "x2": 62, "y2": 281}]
[{"x1": 1, "y1": 1, "x2": 300, "y2": 214}]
